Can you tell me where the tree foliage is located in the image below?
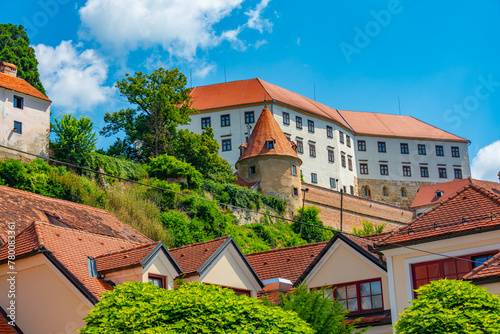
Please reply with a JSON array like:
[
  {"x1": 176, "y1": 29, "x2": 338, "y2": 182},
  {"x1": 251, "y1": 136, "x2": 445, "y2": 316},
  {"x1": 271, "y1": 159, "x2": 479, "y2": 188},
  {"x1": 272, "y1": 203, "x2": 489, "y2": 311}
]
[
  {"x1": 292, "y1": 206, "x2": 332, "y2": 243},
  {"x1": 0, "y1": 24, "x2": 46, "y2": 94},
  {"x1": 80, "y1": 282, "x2": 313, "y2": 333},
  {"x1": 51, "y1": 114, "x2": 98, "y2": 165},
  {"x1": 148, "y1": 154, "x2": 203, "y2": 190},
  {"x1": 352, "y1": 219, "x2": 387, "y2": 236},
  {"x1": 395, "y1": 279, "x2": 500, "y2": 333},
  {"x1": 280, "y1": 284, "x2": 364, "y2": 334}
]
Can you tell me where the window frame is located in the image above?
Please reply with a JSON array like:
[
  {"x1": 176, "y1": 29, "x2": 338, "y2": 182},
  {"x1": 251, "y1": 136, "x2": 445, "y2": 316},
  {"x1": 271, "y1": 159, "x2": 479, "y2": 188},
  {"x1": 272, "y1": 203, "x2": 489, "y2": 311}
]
[
  {"x1": 418, "y1": 144, "x2": 426, "y2": 155},
  {"x1": 451, "y1": 146, "x2": 460, "y2": 158},
  {"x1": 308, "y1": 120, "x2": 315, "y2": 133},
  {"x1": 339, "y1": 131, "x2": 345, "y2": 144},
  {"x1": 296, "y1": 116, "x2": 303, "y2": 129},
  {"x1": 348, "y1": 156, "x2": 353, "y2": 171},
  {"x1": 346, "y1": 135, "x2": 351, "y2": 148},
  {"x1": 438, "y1": 167, "x2": 447, "y2": 178},
  {"x1": 249, "y1": 166, "x2": 256, "y2": 175},
  {"x1": 297, "y1": 140, "x2": 303, "y2": 154},
  {"x1": 220, "y1": 114, "x2": 231, "y2": 127},
  {"x1": 221, "y1": 139, "x2": 232, "y2": 152},
  {"x1": 148, "y1": 274, "x2": 166, "y2": 289},
  {"x1": 359, "y1": 163, "x2": 368, "y2": 175},
  {"x1": 400, "y1": 143, "x2": 409, "y2": 154},
  {"x1": 291, "y1": 165, "x2": 297, "y2": 175},
  {"x1": 327, "y1": 126, "x2": 333, "y2": 138},
  {"x1": 244, "y1": 111, "x2": 255, "y2": 124},
  {"x1": 402, "y1": 165, "x2": 411, "y2": 177},
  {"x1": 358, "y1": 140, "x2": 366, "y2": 151},
  {"x1": 13, "y1": 121, "x2": 22, "y2": 134},
  {"x1": 435, "y1": 145, "x2": 444, "y2": 156},
  {"x1": 378, "y1": 141, "x2": 386, "y2": 153},
  {"x1": 13, "y1": 95, "x2": 24, "y2": 109},
  {"x1": 341, "y1": 154, "x2": 346, "y2": 168},
  {"x1": 328, "y1": 278, "x2": 384, "y2": 315},
  {"x1": 420, "y1": 166, "x2": 429, "y2": 178},
  {"x1": 283, "y1": 112, "x2": 290, "y2": 125},
  {"x1": 201, "y1": 117, "x2": 211, "y2": 129},
  {"x1": 380, "y1": 164, "x2": 389, "y2": 175},
  {"x1": 330, "y1": 178, "x2": 336, "y2": 188},
  {"x1": 311, "y1": 173, "x2": 318, "y2": 184},
  {"x1": 454, "y1": 168, "x2": 463, "y2": 179},
  {"x1": 309, "y1": 143, "x2": 316, "y2": 157},
  {"x1": 327, "y1": 148, "x2": 334, "y2": 163}
]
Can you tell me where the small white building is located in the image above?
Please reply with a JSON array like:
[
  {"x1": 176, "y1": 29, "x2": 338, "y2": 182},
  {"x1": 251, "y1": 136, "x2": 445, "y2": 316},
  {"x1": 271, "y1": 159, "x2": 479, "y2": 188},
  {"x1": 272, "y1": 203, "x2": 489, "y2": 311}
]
[
  {"x1": 0, "y1": 61, "x2": 51, "y2": 159},
  {"x1": 184, "y1": 78, "x2": 471, "y2": 208}
]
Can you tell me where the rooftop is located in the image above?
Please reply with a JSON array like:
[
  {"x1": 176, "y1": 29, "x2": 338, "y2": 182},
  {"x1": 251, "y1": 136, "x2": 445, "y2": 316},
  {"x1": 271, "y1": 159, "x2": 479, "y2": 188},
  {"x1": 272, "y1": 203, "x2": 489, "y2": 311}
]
[
  {"x1": 463, "y1": 252, "x2": 500, "y2": 282},
  {"x1": 95, "y1": 242, "x2": 159, "y2": 274},
  {"x1": 0, "y1": 72, "x2": 50, "y2": 102}
]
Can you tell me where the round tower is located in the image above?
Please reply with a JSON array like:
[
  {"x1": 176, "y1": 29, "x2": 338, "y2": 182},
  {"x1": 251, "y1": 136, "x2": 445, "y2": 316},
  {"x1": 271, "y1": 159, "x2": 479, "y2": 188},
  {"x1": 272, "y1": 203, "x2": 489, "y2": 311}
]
[{"x1": 235, "y1": 107, "x2": 303, "y2": 214}]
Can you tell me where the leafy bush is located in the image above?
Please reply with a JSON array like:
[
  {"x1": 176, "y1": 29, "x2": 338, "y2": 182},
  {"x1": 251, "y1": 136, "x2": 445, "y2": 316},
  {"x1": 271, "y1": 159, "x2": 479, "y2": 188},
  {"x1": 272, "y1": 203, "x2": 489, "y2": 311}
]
[
  {"x1": 395, "y1": 279, "x2": 500, "y2": 333},
  {"x1": 280, "y1": 284, "x2": 363, "y2": 334},
  {"x1": 292, "y1": 206, "x2": 332, "y2": 243},
  {"x1": 80, "y1": 282, "x2": 314, "y2": 333},
  {"x1": 352, "y1": 219, "x2": 387, "y2": 236},
  {"x1": 148, "y1": 154, "x2": 202, "y2": 189},
  {"x1": 84, "y1": 152, "x2": 148, "y2": 180}
]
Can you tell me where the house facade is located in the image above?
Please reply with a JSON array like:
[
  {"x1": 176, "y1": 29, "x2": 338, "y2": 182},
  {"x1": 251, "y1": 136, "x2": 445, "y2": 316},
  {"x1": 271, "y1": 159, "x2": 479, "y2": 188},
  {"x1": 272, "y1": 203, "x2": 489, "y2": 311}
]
[
  {"x1": 0, "y1": 61, "x2": 51, "y2": 160},
  {"x1": 185, "y1": 78, "x2": 471, "y2": 208}
]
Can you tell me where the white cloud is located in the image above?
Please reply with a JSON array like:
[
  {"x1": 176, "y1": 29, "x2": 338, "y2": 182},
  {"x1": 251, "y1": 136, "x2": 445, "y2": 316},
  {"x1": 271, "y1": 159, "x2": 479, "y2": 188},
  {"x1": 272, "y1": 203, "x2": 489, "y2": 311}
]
[
  {"x1": 254, "y1": 40, "x2": 268, "y2": 49},
  {"x1": 33, "y1": 41, "x2": 114, "y2": 112},
  {"x1": 194, "y1": 63, "x2": 217, "y2": 79},
  {"x1": 78, "y1": 0, "x2": 248, "y2": 60},
  {"x1": 245, "y1": 0, "x2": 273, "y2": 33},
  {"x1": 471, "y1": 140, "x2": 500, "y2": 182}
]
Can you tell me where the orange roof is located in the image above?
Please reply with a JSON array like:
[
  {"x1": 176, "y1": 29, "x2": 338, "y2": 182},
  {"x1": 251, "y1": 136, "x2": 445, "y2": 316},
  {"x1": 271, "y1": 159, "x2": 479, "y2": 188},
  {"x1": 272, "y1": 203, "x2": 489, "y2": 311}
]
[
  {"x1": 236, "y1": 107, "x2": 301, "y2": 164},
  {"x1": 190, "y1": 79, "x2": 468, "y2": 142},
  {"x1": 345, "y1": 312, "x2": 392, "y2": 326},
  {"x1": 1, "y1": 61, "x2": 17, "y2": 69},
  {"x1": 0, "y1": 185, "x2": 150, "y2": 244},
  {"x1": 463, "y1": 252, "x2": 500, "y2": 281},
  {"x1": 375, "y1": 185, "x2": 500, "y2": 249},
  {"x1": 0, "y1": 72, "x2": 50, "y2": 102},
  {"x1": 0, "y1": 222, "x2": 144, "y2": 301},
  {"x1": 0, "y1": 308, "x2": 20, "y2": 333},
  {"x1": 234, "y1": 174, "x2": 259, "y2": 189},
  {"x1": 95, "y1": 242, "x2": 159, "y2": 273},
  {"x1": 246, "y1": 242, "x2": 327, "y2": 283},
  {"x1": 169, "y1": 236, "x2": 229, "y2": 275},
  {"x1": 411, "y1": 178, "x2": 500, "y2": 208}
]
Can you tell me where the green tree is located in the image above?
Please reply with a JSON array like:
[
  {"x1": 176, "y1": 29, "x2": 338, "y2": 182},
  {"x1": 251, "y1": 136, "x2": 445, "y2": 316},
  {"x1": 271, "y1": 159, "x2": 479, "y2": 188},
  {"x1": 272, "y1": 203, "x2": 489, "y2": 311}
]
[
  {"x1": 51, "y1": 114, "x2": 97, "y2": 165},
  {"x1": 395, "y1": 279, "x2": 500, "y2": 333},
  {"x1": 352, "y1": 219, "x2": 387, "y2": 236},
  {"x1": 101, "y1": 68, "x2": 195, "y2": 161},
  {"x1": 148, "y1": 154, "x2": 203, "y2": 189},
  {"x1": 0, "y1": 24, "x2": 46, "y2": 95},
  {"x1": 292, "y1": 206, "x2": 332, "y2": 243},
  {"x1": 280, "y1": 284, "x2": 364, "y2": 334},
  {"x1": 80, "y1": 282, "x2": 314, "y2": 333}
]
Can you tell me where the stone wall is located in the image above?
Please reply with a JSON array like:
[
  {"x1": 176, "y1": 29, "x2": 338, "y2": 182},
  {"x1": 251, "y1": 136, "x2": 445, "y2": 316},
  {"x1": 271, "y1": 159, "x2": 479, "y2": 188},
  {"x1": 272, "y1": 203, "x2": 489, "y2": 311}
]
[
  {"x1": 354, "y1": 177, "x2": 434, "y2": 209},
  {"x1": 303, "y1": 183, "x2": 415, "y2": 232}
]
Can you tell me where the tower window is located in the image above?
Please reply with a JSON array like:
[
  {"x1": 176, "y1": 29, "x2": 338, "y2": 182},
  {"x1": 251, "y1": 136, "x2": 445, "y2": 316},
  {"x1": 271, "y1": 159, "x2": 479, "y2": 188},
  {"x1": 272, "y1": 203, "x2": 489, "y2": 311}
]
[
  {"x1": 267, "y1": 141, "x2": 275, "y2": 149},
  {"x1": 339, "y1": 131, "x2": 344, "y2": 144},
  {"x1": 346, "y1": 135, "x2": 351, "y2": 148},
  {"x1": 249, "y1": 166, "x2": 256, "y2": 175},
  {"x1": 359, "y1": 163, "x2": 368, "y2": 174},
  {"x1": 454, "y1": 168, "x2": 462, "y2": 179},
  {"x1": 327, "y1": 126, "x2": 333, "y2": 138},
  {"x1": 328, "y1": 148, "x2": 334, "y2": 162},
  {"x1": 293, "y1": 188, "x2": 299, "y2": 196},
  {"x1": 292, "y1": 165, "x2": 297, "y2": 175}
]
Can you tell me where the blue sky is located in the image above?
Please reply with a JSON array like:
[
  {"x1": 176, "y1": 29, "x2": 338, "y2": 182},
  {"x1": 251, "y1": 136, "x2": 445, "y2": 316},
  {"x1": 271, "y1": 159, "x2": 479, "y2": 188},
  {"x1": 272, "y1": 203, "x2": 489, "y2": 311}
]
[{"x1": 1, "y1": 0, "x2": 499, "y2": 180}]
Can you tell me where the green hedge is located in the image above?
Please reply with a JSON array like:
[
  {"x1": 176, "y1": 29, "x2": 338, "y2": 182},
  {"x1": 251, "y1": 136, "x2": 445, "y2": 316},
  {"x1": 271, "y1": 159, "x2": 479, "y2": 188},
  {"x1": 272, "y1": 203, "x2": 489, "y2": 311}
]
[{"x1": 84, "y1": 152, "x2": 148, "y2": 180}]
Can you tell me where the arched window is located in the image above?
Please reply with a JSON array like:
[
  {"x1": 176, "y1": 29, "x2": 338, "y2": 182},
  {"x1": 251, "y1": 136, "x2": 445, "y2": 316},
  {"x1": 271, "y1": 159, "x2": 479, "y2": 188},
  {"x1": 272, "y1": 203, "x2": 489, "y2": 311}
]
[
  {"x1": 362, "y1": 186, "x2": 371, "y2": 197},
  {"x1": 383, "y1": 186, "x2": 389, "y2": 197},
  {"x1": 401, "y1": 187, "x2": 407, "y2": 197}
]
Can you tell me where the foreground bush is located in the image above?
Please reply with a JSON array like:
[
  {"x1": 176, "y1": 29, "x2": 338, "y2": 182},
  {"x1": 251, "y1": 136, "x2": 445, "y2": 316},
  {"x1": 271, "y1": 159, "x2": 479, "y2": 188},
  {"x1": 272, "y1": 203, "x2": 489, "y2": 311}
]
[{"x1": 80, "y1": 282, "x2": 313, "y2": 333}]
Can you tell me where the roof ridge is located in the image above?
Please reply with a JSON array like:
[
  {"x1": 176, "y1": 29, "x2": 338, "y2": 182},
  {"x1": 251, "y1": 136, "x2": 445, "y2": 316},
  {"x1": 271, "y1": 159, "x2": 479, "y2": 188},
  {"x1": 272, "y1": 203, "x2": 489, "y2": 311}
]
[
  {"x1": 94, "y1": 241, "x2": 159, "y2": 259},
  {"x1": 470, "y1": 184, "x2": 500, "y2": 204},
  {"x1": 33, "y1": 221, "x2": 46, "y2": 249},
  {"x1": 408, "y1": 115, "x2": 469, "y2": 142},
  {"x1": 169, "y1": 236, "x2": 229, "y2": 252},
  {"x1": 245, "y1": 241, "x2": 328, "y2": 257}
]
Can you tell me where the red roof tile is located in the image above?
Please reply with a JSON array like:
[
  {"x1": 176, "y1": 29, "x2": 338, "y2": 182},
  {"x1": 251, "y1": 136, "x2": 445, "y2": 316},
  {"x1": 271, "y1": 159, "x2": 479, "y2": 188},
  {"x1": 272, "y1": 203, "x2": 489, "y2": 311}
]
[
  {"x1": 236, "y1": 107, "x2": 301, "y2": 164},
  {"x1": 245, "y1": 242, "x2": 327, "y2": 284},
  {"x1": 376, "y1": 185, "x2": 500, "y2": 248},
  {"x1": 95, "y1": 242, "x2": 159, "y2": 274},
  {"x1": 0, "y1": 185, "x2": 150, "y2": 244},
  {"x1": 0, "y1": 72, "x2": 50, "y2": 102},
  {"x1": 0, "y1": 222, "x2": 144, "y2": 300},
  {"x1": 234, "y1": 174, "x2": 259, "y2": 189},
  {"x1": 169, "y1": 236, "x2": 229, "y2": 275},
  {"x1": 0, "y1": 308, "x2": 20, "y2": 333},
  {"x1": 345, "y1": 312, "x2": 392, "y2": 326},
  {"x1": 411, "y1": 178, "x2": 500, "y2": 208},
  {"x1": 463, "y1": 252, "x2": 500, "y2": 281}
]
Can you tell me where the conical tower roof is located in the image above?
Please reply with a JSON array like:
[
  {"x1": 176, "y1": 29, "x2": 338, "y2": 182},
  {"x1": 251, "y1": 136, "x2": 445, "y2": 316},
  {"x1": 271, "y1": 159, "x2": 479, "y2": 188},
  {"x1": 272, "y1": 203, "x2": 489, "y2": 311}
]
[{"x1": 236, "y1": 107, "x2": 301, "y2": 166}]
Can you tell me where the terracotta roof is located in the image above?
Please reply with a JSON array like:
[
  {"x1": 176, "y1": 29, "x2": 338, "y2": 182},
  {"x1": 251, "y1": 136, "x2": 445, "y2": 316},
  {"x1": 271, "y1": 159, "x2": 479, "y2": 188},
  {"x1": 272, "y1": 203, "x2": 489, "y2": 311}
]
[
  {"x1": 246, "y1": 242, "x2": 327, "y2": 284},
  {"x1": 463, "y1": 252, "x2": 500, "y2": 281},
  {"x1": 169, "y1": 236, "x2": 229, "y2": 275},
  {"x1": 0, "y1": 222, "x2": 144, "y2": 301},
  {"x1": 338, "y1": 110, "x2": 468, "y2": 142},
  {"x1": 0, "y1": 307, "x2": 22, "y2": 333},
  {"x1": 189, "y1": 78, "x2": 468, "y2": 142},
  {"x1": 411, "y1": 178, "x2": 500, "y2": 208},
  {"x1": 95, "y1": 242, "x2": 159, "y2": 274},
  {"x1": 236, "y1": 107, "x2": 301, "y2": 164},
  {"x1": 1, "y1": 61, "x2": 17, "y2": 69},
  {"x1": 0, "y1": 185, "x2": 150, "y2": 244},
  {"x1": 345, "y1": 311, "x2": 392, "y2": 327},
  {"x1": 375, "y1": 185, "x2": 500, "y2": 249},
  {"x1": 0, "y1": 72, "x2": 50, "y2": 102},
  {"x1": 234, "y1": 174, "x2": 259, "y2": 189}
]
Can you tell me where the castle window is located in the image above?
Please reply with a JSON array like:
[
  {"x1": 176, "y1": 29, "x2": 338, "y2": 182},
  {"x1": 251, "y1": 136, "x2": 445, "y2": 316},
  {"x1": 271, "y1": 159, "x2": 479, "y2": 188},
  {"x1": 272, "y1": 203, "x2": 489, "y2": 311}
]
[
  {"x1": 308, "y1": 120, "x2": 315, "y2": 133},
  {"x1": 296, "y1": 116, "x2": 303, "y2": 129},
  {"x1": 346, "y1": 135, "x2": 351, "y2": 148},
  {"x1": 436, "y1": 145, "x2": 444, "y2": 156},
  {"x1": 328, "y1": 148, "x2": 334, "y2": 163},
  {"x1": 454, "y1": 168, "x2": 462, "y2": 179},
  {"x1": 330, "y1": 178, "x2": 336, "y2": 188},
  {"x1": 358, "y1": 140, "x2": 366, "y2": 151},
  {"x1": 339, "y1": 131, "x2": 345, "y2": 144},
  {"x1": 13, "y1": 121, "x2": 22, "y2": 134},
  {"x1": 438, "y1": 168, "x2": 447, "y2": 178},
  {"x1": 350, "y1": 185, "x2": 354, "y2": 194},
  {"x1": 341, "y1": 154, "x2": 346, "y2": 168},
  {"x1": 420, "y1": 166, "x2": 429, "y2": 178},
  {"x1": 311, "y1": 173, "x2": 317, "y2": 184},
  {"x1": 297, "y1": 140, "x2": 303, "y2": 153},
  {"x1": 14, "y1": 96, "x2": 23, "y2": 109},
  {"x1": 383, "y1": 186, "x2": 389, "y2": 197},
  {"x1": 283, "y1": 112, "x2": 290, "y2": 125},
  {"x1": 378, "y1": 141, "x2": 386, "y2": 153},
  {"x1": 293, "y1": 188, "x2": 299, "y2": 196},
  {"x1": 292, "y1": 165, "x2": 297, "y2": 175},
  {"x1": 400, "y1": 143, "x2": 409, "y2": 154},
  {"x1": 245, "y1": 111, "x2": 254, "y2": 124},
  {"x1": 221, "y1": 114, "x2": 231, "y2": 127},
  {"x1": 267, "y1": 141, "x2": 275, "y2": 149},
  {"x1": 201, "y1": 117, "x2": 211, "y2": 129},
  {"x1": 401, "y1": 187, "x2": 407, "y2": 197},
  {"x1": 348, "y1": 156, "x2": 353, "y2": 171},
  {"x1": 380, "y1": 164, "x2": 389, "y2": 175},
  {"x1": 309, "y1": 143, "x2": 316, "y2": 157},
  {"x1": 221, "y1": 139, "x2": 232, "y2": 151},
  {"x1": 249, "y1": 166, "x2": 256, "y2": 175},
  {"x1": 359, "y1": 163, "x2": 368, "y2": 174},
  {"x1": 403, "y1": 166, "x2": 411, "y2": 177},
  {"x1": 327, "y1": 126, "x2": 333, "y2": 138},
  {"x1": 451, "y1": 146, "x2": 460, "y2": 157},
  {"x1": 362, "y1": 186, "x2": 371, "y2": 197},
  {"x1": 418, "y1": 144, "x2": 426, "y2": 155}
]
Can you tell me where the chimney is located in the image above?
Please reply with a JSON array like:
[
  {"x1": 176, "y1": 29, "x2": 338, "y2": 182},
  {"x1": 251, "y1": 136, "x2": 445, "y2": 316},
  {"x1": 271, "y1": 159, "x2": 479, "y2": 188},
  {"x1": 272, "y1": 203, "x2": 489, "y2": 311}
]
[
  {"x1": 0, "y1": 62, "x2": 18, "y2": 77},
  {"x1": 497, "y1": 171, "x2": 500, "y2": 183}
]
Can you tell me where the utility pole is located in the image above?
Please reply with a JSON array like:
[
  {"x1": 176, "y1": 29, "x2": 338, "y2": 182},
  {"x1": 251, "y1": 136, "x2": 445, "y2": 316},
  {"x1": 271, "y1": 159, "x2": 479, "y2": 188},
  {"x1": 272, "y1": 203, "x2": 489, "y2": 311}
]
[
  {"x1": 340, "y1": 188, "x2": 344, "y2": 232},
  {"x1": 299, "y1": 188, "x2": 309, "y2": 235}
]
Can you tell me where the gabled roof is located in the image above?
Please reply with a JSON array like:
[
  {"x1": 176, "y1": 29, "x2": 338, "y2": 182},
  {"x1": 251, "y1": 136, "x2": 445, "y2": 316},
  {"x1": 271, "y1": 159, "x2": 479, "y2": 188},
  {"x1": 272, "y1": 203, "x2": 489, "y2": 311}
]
[
  {"x1": 246, "y1": 241, "x2": 328, "y2": 284},
  {"x1": 94, "y1": 242, "x2": 181, "y2": 275},
  {"x1": 463, "y1": 252, "x2": 500, "y2": 282},
  {"x1": 375, "y1": 185, "x2": 500, "y2": 250},
  {"x1": 0, "y1": 185, "x2": 150, "y2": 244},
  {"x1": 296, "y1": 233, "x2": 386, "y2": 286},
  {"x1": 0, "y1": 307, "x2": 23, "y2": 333},
  {"x1": 0, "y1": 222, "x2": 144, "y2": 303},
  {"x1": 0, "y1": 72, "x2": 50, "y2": 102},
  {"x1": 411, "y1": 178, "x2": 500, "y2": 208},
  {"x1": 236, "y1": 107, "x2": 301, "y2": 164},
  {"x1": 189, "y1": 78, "x2": 468, "y2": 142}
]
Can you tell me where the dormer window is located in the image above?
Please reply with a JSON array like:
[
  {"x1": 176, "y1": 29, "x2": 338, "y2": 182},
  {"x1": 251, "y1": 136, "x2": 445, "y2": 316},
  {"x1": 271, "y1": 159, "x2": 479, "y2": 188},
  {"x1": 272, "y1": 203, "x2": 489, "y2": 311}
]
[
  {"x1": 436, "y1": 190, "x2": 444, "y2": 198},
  {"x1": 267, "y1": 140, "x2": 275, "y2": 149}
]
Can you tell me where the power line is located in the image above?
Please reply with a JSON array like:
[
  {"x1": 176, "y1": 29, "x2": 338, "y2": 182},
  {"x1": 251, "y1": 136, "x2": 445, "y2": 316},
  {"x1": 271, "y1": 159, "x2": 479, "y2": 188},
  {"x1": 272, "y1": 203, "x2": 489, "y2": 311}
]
[{"x1": 1, "y1": 144, "x2": 499, "y2": 269}]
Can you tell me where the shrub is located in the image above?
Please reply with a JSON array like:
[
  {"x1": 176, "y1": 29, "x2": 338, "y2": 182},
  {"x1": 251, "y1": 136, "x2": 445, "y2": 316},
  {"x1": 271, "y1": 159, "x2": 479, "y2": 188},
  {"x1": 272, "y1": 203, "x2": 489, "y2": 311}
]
[
  {"x1": 395, "y1": 279, "x2": 500, "y2": 333},
  {"x1": 80, "y1": 282, "x2": 314, "y2": 333},
  {"x1": 84, "y1": 152, "x2": 148, "y2": 180},
  {"x1": 352, "y1": 219, "x2": 387, "y2": 236},
  {"x1": 148, "y1": 154, "x2": 202, "y2": 189},
  {"x1": 292, "y1": 206, "x2": 332, "y2": 243}
]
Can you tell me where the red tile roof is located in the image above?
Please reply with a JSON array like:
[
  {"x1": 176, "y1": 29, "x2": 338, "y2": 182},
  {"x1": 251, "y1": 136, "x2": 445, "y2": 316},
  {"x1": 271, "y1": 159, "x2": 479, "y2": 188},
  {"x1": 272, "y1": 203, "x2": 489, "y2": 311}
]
[
  {"x1": 0, "y1": 185, "x2": 150, "y2": 244},
  {"x1": 1, "y1": 61, "x2": 17, "y2": 69},
  {"x1": 169, "y1": 236, "x2": 229, "y2": 275},
  {"x1": 189, "y1": 78, "x2": 468, "y2": 142},
  {"x1": 246, "y1": 242, "x2": 328, "y2": 283},
  {"x1": 0, "y1": 307, "x2": 20, "y2": 334},
  {"x1": 236, "y1": 107, "x2": 301, "y2": 164},
  {"x1": 0, "y1": 222, "x2": 144, "y2": 300},
  {"x1": 463, "y1": 252, "x2": 500, "y2": 281},
  {"x1": 95, "y1": 242, "x2": 159, "y2": 274},
  {"x1": 411, "y1": 178, "x2": 500, "y2": 208},
  {"x1": 376, "y1": 185, "x2": 500, "y2": 248},
  {"x1": 234, "y1": 174, "x2": 259, "y2": 189},
  {"x1": 345, "y1": 312, "x2": 392, "y2": 326},
  {"x1": 0, "y1": 72, "x2": 50, "y2": 102}
]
